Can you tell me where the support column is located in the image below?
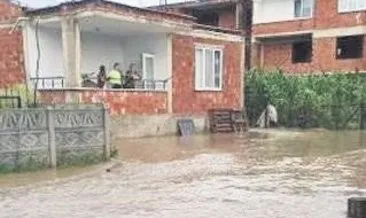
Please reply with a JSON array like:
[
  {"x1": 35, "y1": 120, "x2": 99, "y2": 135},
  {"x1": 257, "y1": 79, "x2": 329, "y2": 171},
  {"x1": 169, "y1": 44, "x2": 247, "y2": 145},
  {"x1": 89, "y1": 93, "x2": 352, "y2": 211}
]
[
  {"x1": 167, "y1": 33, "x2": 173, "y2": 113},
  {"x1": 240, "y1": 39, "x2": 245, "y2": 109},
  {"x1": 235, "y1": 2, "x2": 243, "y2": 30},
  {"x1": 61, "y1": 16, "x2": 81, "y2": 88},
  {"x1": 251, "y1": 40, "x2": 261, "y2": 68}
]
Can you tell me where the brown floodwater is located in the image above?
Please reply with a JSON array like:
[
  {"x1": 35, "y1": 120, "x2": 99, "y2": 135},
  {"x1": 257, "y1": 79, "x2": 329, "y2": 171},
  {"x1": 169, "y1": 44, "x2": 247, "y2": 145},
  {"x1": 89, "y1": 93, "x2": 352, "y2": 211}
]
[{"x1": 1, "y1": 130, "x2": 366, "y2": 218}]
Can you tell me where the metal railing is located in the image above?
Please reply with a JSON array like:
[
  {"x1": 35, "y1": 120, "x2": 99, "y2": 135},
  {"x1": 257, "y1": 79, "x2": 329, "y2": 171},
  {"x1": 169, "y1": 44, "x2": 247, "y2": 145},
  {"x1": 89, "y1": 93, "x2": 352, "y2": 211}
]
[
  {"x1": 30, "y1": 76, "x2": 65, "y2": 89},
  {"x1": 30, "y1": 76, "x2": 169, "y2": 91},
  {"x1": 0, "y1": 88, "x2": 23, "y2": 108},
  {"x1": 135, "y1": 79, "x2": 168, "y2": 91}
]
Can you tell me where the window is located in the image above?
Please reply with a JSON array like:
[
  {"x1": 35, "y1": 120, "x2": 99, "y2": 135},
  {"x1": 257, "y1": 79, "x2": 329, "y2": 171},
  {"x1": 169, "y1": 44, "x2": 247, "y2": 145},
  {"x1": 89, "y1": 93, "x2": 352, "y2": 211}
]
[
  {"x1": 294, "y1": 0, "x2": 312, "y2": 18},
  {"x1": 195, "y1": 46, "x2": 223, "y2": 90},
  {"x1": 292, "y1": 41, "x2": 313, "y2": 63},
  {"x1": 338, "y1": 0, "x2": 366, "y2": 12},
  {"x1": 336, "y1": 35, "x2": 364, "y2": 59},
  {"x1": 142, "y1": 53, "x2": 155, "y2": 89},
  {"x1": 193, "y1": 10, "x2": 219, "y2": 26}
]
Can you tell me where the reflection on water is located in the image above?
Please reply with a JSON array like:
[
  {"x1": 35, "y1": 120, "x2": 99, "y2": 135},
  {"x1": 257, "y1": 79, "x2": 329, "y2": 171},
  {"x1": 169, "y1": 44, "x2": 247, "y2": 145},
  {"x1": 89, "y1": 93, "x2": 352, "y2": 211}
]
[{"x1": 1, "y1": 130, "x2": 366, "y2": 217}]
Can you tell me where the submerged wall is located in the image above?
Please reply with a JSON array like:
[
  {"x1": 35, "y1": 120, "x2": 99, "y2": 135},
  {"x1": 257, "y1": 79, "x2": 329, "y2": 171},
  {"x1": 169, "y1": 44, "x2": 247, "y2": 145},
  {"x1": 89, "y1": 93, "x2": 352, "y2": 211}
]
[{"x1": 110, "y1": 114, "x2": 209, "y2": 139}]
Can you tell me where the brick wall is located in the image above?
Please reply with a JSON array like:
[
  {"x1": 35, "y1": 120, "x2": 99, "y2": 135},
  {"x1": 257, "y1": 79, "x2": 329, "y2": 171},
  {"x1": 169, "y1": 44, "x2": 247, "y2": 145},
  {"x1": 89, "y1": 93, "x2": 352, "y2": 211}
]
[
  {"x1": 0, "y1": 29, "x2": 24, "y2": 87},
  {"x1": 39, "y1": 89, "x2": 168, "y2": 116},
  {"x1": 253, "y1": 19, "x2": 315, "y2": 35},
  {"x1": 257, "y1": 35, "x2": 366, "y2": 73},
  {"x1": 218, "y1": 6, "x2": 236, "y2": 30},
  {"x1": 0, "y1": 0, "x2": 22, "y2": 23},
  {"x1": 314, "y1": 0, "x2": 366, "y2": 29},
  {"x1": 253, "y1": 0, "x2": 366, "y2": 35},
  {"x1": 260, "y1": 43, "x2": 314, "y2": 73},
  {"x1": 0, "y1": 1, "x2": 24, "y2": 88},
  {"x1": 171, "y1": 34, "x2": 242, "y2": 114}
]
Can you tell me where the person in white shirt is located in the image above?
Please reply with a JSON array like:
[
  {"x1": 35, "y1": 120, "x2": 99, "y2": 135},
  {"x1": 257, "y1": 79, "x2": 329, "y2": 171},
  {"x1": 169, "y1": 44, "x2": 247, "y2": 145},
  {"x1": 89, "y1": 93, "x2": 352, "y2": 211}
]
[{"x1": 256, "y1": 103, "x2": 278, "y2": 128}]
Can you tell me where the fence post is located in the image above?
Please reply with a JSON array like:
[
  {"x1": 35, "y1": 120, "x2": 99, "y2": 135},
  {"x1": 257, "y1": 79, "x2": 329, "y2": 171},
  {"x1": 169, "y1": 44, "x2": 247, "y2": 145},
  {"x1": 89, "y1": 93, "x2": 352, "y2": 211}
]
[
  {"x1": 103, "y1": 108, "x2": 111, "y2": 159},
  {"x1": 47, "y1": 108, "x2": 57, "y2": 168}
]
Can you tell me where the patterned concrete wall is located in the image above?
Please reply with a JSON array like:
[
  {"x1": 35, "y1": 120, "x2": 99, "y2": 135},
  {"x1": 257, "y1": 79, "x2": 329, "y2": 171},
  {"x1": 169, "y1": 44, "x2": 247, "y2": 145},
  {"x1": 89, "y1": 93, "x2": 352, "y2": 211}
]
[{"x1": 0, "y1": 105, "x2": 108, "y2": 169}]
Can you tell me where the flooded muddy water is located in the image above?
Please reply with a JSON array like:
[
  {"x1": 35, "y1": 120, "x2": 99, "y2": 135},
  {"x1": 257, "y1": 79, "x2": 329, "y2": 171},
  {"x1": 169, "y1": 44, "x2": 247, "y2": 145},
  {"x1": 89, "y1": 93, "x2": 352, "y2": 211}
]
[{"x1": 1, "y1": 130, "x2": 366, "y2": 218}]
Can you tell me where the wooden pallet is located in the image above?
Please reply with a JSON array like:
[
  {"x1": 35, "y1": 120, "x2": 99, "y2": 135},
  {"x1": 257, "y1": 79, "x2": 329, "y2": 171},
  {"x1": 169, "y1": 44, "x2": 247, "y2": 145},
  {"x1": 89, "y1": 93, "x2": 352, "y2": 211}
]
[{"x1": 209, "y1": 109, "x2": 249, "y2": 133}]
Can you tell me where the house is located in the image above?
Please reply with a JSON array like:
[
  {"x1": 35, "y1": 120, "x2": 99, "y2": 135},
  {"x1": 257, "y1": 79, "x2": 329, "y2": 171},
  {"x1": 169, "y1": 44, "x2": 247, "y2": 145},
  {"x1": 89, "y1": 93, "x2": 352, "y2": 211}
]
[
  {"x1": 252, "y1": 0, "x2": 366, "y2": 73},
  {"x1": 0, "y1": 0, "x2": 245, "y2": 118},
  {"x1": 151, "y1": 0, "x2": 244, "y2": 30}
]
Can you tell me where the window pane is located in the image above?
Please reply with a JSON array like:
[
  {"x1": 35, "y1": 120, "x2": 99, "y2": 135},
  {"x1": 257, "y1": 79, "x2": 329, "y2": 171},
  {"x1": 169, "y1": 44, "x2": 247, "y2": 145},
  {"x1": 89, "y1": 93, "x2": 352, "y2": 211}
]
[
  {"x1": 349, "y1": 0, "x2": 357, "y2": 10},
  {"x1": 145, "y1": 57, "x2": 154, "y2": 80},
  {"x1": 214, "y1": 50, "x2": 221, "y2": 88},
  {"x1": 205, "y1": 49, "x2": 214, "y2": 88},
  {"x1": 294, "y1": 0, "x2": 302, "y2": 17},
  {"x1": 195, "y1": 49, "x2": 204, "y2": 89},
  {"x1": 303, "y1": 0, "x2": 312, "y2": 16}
]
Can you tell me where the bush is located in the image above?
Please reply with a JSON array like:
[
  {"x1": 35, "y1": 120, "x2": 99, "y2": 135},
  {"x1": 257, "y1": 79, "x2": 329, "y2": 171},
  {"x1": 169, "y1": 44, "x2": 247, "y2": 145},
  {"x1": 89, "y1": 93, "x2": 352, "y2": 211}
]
[
  {"x1": 245, "y1": 69, "x2": 366, "y2": 129},
  {"x1": 0, "y1": 84, "x2": 35, "y2": 108}
]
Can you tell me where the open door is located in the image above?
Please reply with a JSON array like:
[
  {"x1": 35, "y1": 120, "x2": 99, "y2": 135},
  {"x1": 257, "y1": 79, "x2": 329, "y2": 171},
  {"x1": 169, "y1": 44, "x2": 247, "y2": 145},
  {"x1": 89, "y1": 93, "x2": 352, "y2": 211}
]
[{"x1": 142, "y1": 53, "x2": 155, "y2": 89}]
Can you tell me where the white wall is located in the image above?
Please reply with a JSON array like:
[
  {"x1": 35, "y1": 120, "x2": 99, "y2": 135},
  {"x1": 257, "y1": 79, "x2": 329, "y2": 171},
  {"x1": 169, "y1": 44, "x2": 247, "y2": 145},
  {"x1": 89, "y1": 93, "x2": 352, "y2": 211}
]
[
  {"x1": 122, "y1": 34, "x2": 168, "y2": 80},
  {"x1": 26, "y1": 26, "x2": 64, "y2": 79},
  {"x1": 253, "y1": 0, "x2": 308, "y2": 24},
  {"x1": 80, "y1": 32, "x2": 125, "y2": 74},
  {"x1": 80, "y1": 33, "x2": 168, "y2": 81}
]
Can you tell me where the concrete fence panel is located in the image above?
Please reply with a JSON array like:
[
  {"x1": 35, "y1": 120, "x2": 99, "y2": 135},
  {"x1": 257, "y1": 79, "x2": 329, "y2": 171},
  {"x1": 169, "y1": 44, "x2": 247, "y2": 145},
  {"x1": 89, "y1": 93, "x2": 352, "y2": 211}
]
[{"x1": 0, "y1": 105, "x2": 109, "y2": 170}]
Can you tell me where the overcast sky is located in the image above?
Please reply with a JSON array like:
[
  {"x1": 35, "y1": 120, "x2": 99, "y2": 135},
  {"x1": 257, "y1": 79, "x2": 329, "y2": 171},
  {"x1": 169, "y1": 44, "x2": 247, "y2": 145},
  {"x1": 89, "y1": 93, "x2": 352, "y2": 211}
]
[{"x1": 17, "y1": 0, "x2": 188, "y2": 8}]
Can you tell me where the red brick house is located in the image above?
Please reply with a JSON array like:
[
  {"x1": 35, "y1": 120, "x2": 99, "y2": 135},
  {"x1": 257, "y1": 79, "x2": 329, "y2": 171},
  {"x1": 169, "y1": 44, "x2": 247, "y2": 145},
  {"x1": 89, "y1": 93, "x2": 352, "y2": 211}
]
[
  {"x1": 252, "y1": 0, "x2": 366, "y2": 73},
  {"x1": 0, "y1": 0, "x2": 245, "y2": 117}
]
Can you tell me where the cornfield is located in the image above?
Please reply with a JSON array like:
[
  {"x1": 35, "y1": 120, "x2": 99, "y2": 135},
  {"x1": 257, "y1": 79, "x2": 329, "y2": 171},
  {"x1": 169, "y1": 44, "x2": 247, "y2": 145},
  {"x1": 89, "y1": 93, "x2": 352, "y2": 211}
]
[{"x1": 245, "y1": 69, "x2": 366, "y2": 129}]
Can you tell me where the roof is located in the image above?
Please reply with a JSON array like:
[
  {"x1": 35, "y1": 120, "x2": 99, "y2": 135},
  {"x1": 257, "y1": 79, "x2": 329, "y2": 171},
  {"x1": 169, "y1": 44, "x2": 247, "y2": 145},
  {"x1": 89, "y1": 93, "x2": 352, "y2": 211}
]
[
  {"x1": 24, "y1": 0, "x2": 196, "y2": 22},
  {"x1": 150, "y1": 0, "x2": 238, "y2": 10}
]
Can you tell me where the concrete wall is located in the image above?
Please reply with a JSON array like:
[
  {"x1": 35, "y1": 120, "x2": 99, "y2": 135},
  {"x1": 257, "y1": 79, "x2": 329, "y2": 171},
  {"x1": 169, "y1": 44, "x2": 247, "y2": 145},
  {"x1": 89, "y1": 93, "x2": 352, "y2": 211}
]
[
  {"x1": 122, "y1": 34, "x2": 168, "y2": 80},
  {"x1": 0, "y1": 106, "x2": 108, "y2": 169},
  {"x1": 110, "y1": 114, "x2": 209, "y2": 139},
  {"x1": 26, "y1": 26, "x2": 64, "y2": 80}
]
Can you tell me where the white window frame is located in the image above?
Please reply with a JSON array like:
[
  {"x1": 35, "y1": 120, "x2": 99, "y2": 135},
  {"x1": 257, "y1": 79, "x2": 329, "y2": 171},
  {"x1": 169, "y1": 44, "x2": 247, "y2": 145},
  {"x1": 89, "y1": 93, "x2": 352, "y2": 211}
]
[
  {"x1": 294, "y1": 0, "x2": 313, "y2": 18},
  {"x1": 338, "y1": 0, "x2": 366, "y2": 13},
  {"x1": 142, "y1": 53, "x2": 155, "y2": 90},
  {"x1": 194, "y1": 45, "x2": 224, "y2": 91},
  {"x1": 142, "y1": 53, "x2": 155, "y2": 79}
]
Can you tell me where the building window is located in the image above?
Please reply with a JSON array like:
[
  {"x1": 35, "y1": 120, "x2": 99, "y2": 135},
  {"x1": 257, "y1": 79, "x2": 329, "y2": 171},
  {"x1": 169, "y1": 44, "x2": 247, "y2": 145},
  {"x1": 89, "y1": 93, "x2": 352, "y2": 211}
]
[
  {"x1": 336, "y1": 35, "x2": 364, "y2": 59},
  {"x1": 292, "y1": 41, "x2": 313, "y2": 63},
  {"x1": 195, "y1": 46, "x2": 223, "y2": 91},
  {"x1": 294, "y1": 0, "x2": 312, "y2": 18},
  {"x1": 338, "y1": 0, "x2": 366, "y2": 12},
  {"x1": 193, "y1": 10, "x2": 220, "y2": 27}
]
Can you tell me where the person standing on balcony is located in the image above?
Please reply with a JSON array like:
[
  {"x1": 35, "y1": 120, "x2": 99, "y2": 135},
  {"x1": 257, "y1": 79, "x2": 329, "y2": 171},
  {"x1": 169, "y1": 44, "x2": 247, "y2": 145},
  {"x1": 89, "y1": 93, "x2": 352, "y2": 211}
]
[
  {"x1": 97, "y1": 65, "x2": 107, "y2": 88},
  {"x1": 107, "y1": 63, "x2": 123, "y2": 89},
  {"x1": 124, "y1": 63, "x2": 142, "y2": 89}
]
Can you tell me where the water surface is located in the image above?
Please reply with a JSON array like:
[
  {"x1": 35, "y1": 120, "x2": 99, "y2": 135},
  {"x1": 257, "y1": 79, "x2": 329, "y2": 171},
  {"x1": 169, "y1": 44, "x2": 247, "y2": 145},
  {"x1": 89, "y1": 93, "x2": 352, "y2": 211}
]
[{"x1": 1, "y1": 130, "x2": 366, "y2": 218}]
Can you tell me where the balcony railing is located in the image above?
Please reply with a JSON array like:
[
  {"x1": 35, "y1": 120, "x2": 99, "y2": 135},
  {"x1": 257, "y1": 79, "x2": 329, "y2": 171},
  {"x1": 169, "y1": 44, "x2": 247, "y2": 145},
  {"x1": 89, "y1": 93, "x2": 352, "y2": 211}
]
[
  {"x1": 30, "y1": 76, "x2": 168, "y2": 91},
  {"x1": 30, "y1": 76, "x2": 65, "y2": 89}
]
